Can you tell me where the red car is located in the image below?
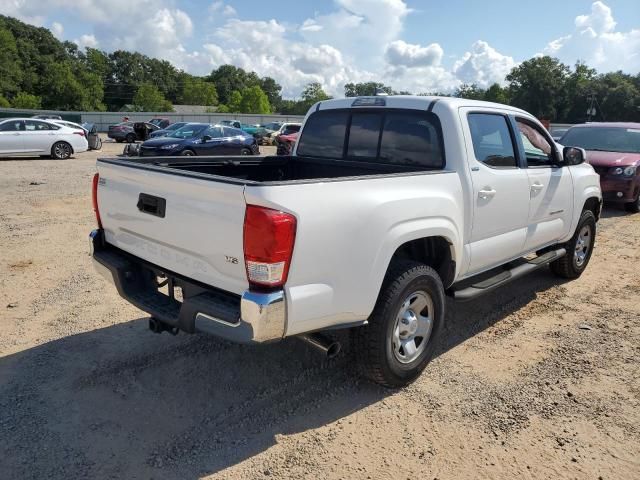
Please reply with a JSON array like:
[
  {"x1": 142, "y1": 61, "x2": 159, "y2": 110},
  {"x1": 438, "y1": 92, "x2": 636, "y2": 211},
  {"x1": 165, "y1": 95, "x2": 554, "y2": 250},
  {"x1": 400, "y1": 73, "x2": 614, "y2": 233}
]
[
  {"x1": 276, "y1": 132, "x2": 299, "y2": 155},
  {"x1": 560, "y1": 122, "x2": 640, "y2": 213}
]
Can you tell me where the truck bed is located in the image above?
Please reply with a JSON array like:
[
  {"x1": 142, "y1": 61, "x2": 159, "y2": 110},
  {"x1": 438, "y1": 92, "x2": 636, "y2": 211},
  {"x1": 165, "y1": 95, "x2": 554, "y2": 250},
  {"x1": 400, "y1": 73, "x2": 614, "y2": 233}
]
[{"x1": 100, "y1": 155, "x2": 434, "y2": 185}]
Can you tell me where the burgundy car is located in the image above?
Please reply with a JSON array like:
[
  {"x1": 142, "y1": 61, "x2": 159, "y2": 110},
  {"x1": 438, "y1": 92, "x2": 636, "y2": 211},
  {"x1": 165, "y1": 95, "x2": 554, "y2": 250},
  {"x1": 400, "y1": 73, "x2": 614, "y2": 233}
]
[
  {"x1": 560, "y1": 123, "x2": 640, "y2": 213},
  {"x1": 276, "y1": 132, "x2": 299, "y2": 155}
]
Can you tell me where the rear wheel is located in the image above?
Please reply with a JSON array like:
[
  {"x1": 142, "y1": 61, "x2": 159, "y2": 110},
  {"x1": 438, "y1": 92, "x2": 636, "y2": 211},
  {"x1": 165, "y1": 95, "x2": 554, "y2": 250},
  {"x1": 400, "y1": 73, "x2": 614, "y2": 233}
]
[
  {"x1": 180, "y1": 149, "x2": 195, "y2": 156},
  {"x1": 624, "y1": 192, "x2": 640, "y2": 213},
  {"x1": 125, "y1": 133, "x2": 136, "y2": 143},
  {"x1": 241, "y1": 148, "x2": 251, "y2": 155},
  {"x1": 550, "y1": 210, "x2": 596, "y2": 279},
  {"x1": 353, "y1": 261, "x2": 445, "y2": 388},
  {"x1": 51, "y1": 141, "x2": 72, "y2": 160}
]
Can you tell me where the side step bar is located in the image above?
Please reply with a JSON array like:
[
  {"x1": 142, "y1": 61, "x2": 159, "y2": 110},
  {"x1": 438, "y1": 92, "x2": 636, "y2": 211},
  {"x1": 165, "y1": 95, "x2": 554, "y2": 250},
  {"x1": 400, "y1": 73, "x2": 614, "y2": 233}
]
[{"x1": 452, "y1": 248, "x2": 566, "y2": 302}]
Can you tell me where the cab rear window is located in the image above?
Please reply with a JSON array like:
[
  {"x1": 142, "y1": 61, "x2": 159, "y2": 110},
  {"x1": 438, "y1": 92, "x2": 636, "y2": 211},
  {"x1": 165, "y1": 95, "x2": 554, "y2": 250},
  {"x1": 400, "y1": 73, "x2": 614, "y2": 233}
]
[{"x1": 297, "y1": 109, "x2": 445, "y2": 168}]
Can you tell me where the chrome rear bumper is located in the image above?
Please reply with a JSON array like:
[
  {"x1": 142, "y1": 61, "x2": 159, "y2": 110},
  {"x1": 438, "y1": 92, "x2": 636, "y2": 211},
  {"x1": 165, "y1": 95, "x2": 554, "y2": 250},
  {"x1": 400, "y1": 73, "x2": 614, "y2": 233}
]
[{"x1": 90, "y1": 229, "x2": 286, "y2": 343}]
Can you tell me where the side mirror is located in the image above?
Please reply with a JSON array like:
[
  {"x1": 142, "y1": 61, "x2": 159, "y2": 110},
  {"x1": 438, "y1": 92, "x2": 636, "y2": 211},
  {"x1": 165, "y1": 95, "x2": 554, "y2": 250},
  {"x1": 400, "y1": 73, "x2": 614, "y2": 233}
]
[
  {"x1": 563, "y1": 146, "x2": 586, "y2": 166},
  {"x1": 202, "y1": 135, "x2": 212, "y2": 142}
]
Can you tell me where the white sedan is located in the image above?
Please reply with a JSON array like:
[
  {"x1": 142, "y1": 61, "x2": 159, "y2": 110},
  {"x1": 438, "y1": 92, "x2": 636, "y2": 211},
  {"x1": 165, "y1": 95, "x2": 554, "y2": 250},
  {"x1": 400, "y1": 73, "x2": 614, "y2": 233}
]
[{"x1": 0, "y1": 118, "x2": 88, "y2": 159}]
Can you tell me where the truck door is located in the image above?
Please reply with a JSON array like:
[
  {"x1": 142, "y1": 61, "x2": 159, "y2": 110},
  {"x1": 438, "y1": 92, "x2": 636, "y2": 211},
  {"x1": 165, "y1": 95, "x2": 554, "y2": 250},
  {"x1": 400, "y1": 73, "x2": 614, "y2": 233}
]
[
  {"x1": 463, "y1": 111, "x2": 531, "y2": 274},
  {"x1": 513, "y1": 118, "x2": 573, "y2": 251}
]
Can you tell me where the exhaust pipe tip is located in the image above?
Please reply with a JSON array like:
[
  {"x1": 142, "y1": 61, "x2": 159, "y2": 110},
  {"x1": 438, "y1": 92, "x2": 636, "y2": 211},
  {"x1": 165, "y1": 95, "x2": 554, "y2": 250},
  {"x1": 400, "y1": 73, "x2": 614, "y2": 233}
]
[
  {"x1": 149, "y1": 317, "x2": 162, "y2": 334},
  {"x1": 299, "y1": 333, "x2": 341, "y2": 359},
  {"x1": 326, "y1": 341, "x2": 341, "y2": 359}
]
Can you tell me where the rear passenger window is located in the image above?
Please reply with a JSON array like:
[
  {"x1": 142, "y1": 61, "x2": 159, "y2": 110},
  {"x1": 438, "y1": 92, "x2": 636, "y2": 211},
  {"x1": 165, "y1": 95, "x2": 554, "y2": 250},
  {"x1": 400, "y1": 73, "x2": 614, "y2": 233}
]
[
  {"x1": 347, "y1": 113, "x2": 382, "y2": 158},
  {"x1": 468, "y1": 114, "x2": 517, "y2": 168},
  {"x1": 379, "y1": 112, "x2": 443, "y2": 167},
  {"x1": 24, "y1": 120, "x2": 53, "y2": 131},
  {"x1": 297, "y1": 111, "x2": 349, "y2": 158}
]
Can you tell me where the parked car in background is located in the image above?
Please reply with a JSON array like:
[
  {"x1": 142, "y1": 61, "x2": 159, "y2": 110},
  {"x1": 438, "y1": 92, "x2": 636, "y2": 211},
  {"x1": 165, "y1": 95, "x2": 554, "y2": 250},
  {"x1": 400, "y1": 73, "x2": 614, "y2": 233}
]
[
  {"x1": 138, "y1": 123, "x2": 259, "y2": 157},
  {"x1": 31, "y1": 114, "x2": 62, "y2": 120},
  {"x1": 276, "y1": 131, "x2": 299, "y2": 155},
  {"x1": 149, "y1": 121, "x2": 189, "y2": 139},
  {"x1": 108, "y1": 122, "x2": 160, "y2": 143},
  {"x1": 550, "y1": 126, "x2": 570, "y2": 141},
  {"x1": 149, "y1": 118, "x2": 171, "y2": 129},
  {"x1": 267, "y1": 122, "x2": 302, "y2": 145},
  {"x1": 262, "y1": 121, "x2": 284, "y2": 132},
  {"x1": 52, "y1": 119, "x2": 103, "y2": 152},
  {"x1": 220, "y1": 120, "x2": 262, "y2": 136},
  {"x1": 0, "y1": 118, "x2": 87, "y2": 159},
  {"x1": 560, "y1": 122, "x2": 640, "y2": 212}
]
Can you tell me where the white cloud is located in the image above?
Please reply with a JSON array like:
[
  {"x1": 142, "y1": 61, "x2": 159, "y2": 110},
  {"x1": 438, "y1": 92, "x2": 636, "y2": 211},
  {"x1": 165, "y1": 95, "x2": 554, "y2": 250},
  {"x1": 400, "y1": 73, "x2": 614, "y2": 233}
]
[
  {"x1": 543, "y1": 1, "x2": 640, "y2": 73},
  {"x1": 385, "y1": 40, "x2": 443, "y2": 67},
  {"x1": 74, "y1": 34, "x2": 98, "y2": 49},
  {"x1": 300, "y1": 0, "x2": 410, "y2": 68},
  {"x1": 453, "y1": 41, "x2": 517, "y2": 87},
  {"x1": 209, "y1": 1, "x2": 237, "y2": 18},
  {"x1": 51, "y1": 21, "x2": 64, "y2": 39}
]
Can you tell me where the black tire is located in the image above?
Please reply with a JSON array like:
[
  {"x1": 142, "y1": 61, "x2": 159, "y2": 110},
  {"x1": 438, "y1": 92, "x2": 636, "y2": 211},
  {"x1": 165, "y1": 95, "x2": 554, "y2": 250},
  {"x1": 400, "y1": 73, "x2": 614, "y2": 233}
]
[
  {"x1": 51, "y1": 141, "x2": 72, "y2": 160},
  {"x1": 240, "y1": 148, "x2": 251, "y2": 155},
  {"x1": 125, "y1": 133, "x2": 136, "y2": 143},
  {"x1": 180, "y1": 149, "x2": 195, "y2": 156},
  {"x1": 550, "y1": 210, "x2": 596, "y2": 279},
  {"x1": 353, "y1": 260, "x2": 445, "y2": 388},
  {"x1": 624, "y1": 192, "x2": 640, "y2": 213}
]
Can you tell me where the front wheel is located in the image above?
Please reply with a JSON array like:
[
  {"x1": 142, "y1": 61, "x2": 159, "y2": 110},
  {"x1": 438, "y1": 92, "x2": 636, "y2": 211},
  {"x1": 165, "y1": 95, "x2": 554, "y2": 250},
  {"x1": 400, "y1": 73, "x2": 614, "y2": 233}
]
[
  {"x1": 353, "y1": 261, "x2": 445, "y2": 388},
  {"x1": 125, "y1": 133, "x2": 136, "y2": 143},
  {"x1": 180, "y1": 149, "x2": 195, "y2": 156},
  {"x1": 51, "y1": 141, "x2": 72, "y2": 160},
  {"x1": 550, "y1": 210, "x2": 596, "y2": 279},
  {"x1": 240, "y1": 148, "x2": 252, "y2": 155}
]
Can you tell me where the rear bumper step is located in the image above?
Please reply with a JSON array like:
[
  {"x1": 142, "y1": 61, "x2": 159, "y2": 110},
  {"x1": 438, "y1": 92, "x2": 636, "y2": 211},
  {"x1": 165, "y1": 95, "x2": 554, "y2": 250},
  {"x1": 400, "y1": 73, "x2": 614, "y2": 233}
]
[
  {"x1": 452, "y1": 248, "x2": 566, "y2": 301},
  {"x1": 89, "y1": 229, "x2": 286, "y2": 343}
]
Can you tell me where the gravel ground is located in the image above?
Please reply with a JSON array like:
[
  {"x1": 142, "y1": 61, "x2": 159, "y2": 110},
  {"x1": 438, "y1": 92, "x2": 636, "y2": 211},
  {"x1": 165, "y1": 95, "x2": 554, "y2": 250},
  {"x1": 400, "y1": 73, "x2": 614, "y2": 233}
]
[{"x1": 1, "y1": 141, "x2": 639, "y2": 479}]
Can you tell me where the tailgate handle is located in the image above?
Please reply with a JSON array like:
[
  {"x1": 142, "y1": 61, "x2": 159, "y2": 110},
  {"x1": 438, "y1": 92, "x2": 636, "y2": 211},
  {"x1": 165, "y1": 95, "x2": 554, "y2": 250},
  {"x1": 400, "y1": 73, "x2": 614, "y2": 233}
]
[{"x1": 137, "y1": 193, "x2": 166, "y2": 218}]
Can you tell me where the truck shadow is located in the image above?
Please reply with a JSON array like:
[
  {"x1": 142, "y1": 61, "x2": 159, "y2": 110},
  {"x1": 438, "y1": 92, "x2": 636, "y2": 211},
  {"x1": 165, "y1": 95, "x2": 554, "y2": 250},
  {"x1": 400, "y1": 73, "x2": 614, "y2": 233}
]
[{"x1": 0, "y1": 270, "x2": 563, "y2": 479}]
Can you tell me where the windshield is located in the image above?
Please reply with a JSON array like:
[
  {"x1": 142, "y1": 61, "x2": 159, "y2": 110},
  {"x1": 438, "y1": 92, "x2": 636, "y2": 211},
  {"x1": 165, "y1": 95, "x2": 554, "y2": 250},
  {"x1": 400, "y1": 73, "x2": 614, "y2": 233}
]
[
  {"x1": 561, "y1": 127, "x2": 640, "y2": 154},
  {"x1": 167, "y1": 124, "x2": 208, "y2": 139}
]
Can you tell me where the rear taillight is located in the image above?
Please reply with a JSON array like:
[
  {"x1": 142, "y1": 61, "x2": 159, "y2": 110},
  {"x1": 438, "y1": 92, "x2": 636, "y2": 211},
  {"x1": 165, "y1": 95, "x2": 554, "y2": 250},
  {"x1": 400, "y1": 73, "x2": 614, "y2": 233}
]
[
  {"x1": 243, "y1": 205, "x2": 296, "y2": 288},
  {"x1": 74, "y1": 130, "x2": 86, "y2": 137},
  {"x1": 92, "y1": 173, "x2": 102, "y2": 228}
]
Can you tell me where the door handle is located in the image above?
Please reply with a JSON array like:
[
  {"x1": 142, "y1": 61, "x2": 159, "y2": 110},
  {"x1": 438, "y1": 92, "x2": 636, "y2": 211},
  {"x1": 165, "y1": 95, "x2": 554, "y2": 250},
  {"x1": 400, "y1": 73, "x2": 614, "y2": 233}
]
[
  {"x1": 478, "y1": 188, "x2": 496, "y2": 199},
  {"x1": 531, "y1": 182, "x2": 545, "y2": 191}
]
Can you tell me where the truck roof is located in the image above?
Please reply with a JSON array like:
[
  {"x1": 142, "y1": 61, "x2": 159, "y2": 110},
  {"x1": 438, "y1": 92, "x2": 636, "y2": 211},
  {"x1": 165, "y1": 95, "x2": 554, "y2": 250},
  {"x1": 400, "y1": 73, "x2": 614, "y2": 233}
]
[{"x1": 313, "y1": 95, "x2": 529, "y2": 116}]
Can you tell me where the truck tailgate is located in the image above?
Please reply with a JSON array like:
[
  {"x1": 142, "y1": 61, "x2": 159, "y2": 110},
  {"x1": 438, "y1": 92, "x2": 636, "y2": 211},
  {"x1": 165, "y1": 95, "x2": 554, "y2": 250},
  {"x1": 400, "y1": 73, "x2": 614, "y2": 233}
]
[{"x1": 96, "y1": 160, "x2": 249, "y2": 295}]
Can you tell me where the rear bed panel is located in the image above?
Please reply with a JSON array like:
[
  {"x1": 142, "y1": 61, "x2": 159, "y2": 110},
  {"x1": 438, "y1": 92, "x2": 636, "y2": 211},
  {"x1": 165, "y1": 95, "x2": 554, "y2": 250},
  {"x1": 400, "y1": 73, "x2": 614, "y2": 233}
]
[{"x1": 97, "y1": 160, "x2": 249, "y2": 295}]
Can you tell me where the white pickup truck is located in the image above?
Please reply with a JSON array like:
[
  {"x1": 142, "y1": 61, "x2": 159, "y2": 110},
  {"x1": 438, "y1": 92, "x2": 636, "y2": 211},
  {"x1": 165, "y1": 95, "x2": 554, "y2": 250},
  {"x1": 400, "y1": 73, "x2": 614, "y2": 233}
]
[{"x1": 90, "y1": 96, "x2": 601, "y2": 387}]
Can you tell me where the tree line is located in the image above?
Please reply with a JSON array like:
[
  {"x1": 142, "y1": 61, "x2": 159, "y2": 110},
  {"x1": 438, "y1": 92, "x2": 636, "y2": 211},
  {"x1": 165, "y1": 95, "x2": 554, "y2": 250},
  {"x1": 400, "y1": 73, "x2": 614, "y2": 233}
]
[{"x1": 1, "y1": 14, "x2": 638, "y2": 122}]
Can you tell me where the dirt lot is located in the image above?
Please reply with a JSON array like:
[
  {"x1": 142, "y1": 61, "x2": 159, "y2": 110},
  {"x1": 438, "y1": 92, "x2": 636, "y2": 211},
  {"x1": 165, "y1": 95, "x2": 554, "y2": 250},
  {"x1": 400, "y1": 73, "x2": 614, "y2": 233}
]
[{"x1": 1, "y1": 141, "x2": 639, "y2": 479}]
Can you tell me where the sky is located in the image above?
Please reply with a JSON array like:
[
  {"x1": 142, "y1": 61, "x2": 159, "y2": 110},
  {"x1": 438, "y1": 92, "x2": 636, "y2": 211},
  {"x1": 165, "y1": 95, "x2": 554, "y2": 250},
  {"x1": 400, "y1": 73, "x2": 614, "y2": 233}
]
[{"x1": 1, "y1": 0, "x2": 639, "y2": 97}]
